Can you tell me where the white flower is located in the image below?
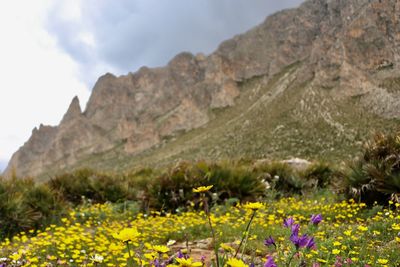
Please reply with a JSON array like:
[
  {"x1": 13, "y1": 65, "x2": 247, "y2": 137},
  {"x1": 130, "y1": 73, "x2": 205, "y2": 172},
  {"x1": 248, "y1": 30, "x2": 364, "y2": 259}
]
[
  {"x1": 91, "y1": 254, "x2": 104, "y2": 263},
  {"x1": 167, "y1": 239, "x2": 176, "y2": 246}
]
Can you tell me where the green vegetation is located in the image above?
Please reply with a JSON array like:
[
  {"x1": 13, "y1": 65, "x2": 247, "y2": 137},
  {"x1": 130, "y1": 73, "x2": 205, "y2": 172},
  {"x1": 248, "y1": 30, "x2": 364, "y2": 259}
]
[
  {"x1": 0, "y1": 178, "x2": 65, "y2": 238},
  {"x1": 0, "y1": 158, "x2": 341, "y2": 239},
  {"x1": 0, "y1": 131, "x2": 400, "y2": 265},
  {"x1": 345, "y1": 131, "x2": 400, "y2": 205}
]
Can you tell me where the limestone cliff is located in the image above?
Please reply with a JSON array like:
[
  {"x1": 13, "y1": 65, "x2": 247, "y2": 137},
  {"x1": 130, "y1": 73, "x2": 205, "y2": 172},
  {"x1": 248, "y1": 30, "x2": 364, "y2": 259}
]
[{"x1": 5, "y1": 0, "x2": 400, "y2": 177}]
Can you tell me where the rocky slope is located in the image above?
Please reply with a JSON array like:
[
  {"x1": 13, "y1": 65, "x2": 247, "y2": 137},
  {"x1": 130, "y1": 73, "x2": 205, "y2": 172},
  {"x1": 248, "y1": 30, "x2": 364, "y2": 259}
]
[{"x1": 4, "y1": 0, "x2": 400, "y2": 178}]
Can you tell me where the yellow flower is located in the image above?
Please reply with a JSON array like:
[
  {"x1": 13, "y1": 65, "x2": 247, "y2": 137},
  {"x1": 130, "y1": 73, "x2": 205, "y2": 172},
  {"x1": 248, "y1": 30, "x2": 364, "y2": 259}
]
[
  {"x1": 377, "y1": 259, "x2": 388, "y2": 264},
  {"x1": 9, "y1": 253, "x2": 21, "y2": 261},
  {"x1": 357, "y1": 225, "x2": 368, "y2": 232},
  {"x1": 193, "y1": 185, "x2": 213, "y2": 193},
  {"x1": 226, "y1": 258, "x2": 248, "y2": 267},
  {"x1": 391, "y1": 223, "x2": 400, "y2": 230},
  {"x1": 153, "y1": 245, "x2": 170, "y2": 254},
  {"x1": 47, "y1": 255, "x2": 57, "y2": 261},
  {"x1": 220, "y1": 243, "x2": 235, "y2": 253},
  {"x1": 144, "y1": 252, "x2": 157, "y2": 260},
  {"x1": 114, "y1": 228, "x2": 140, "y2": 242},
  {"x1": 243, "y1": 202, "x2": 264, "y2": 211},
  {"x1": 333, "y1": 241, "x2": 341, "y2": 246},
  {"x1": 175, "y1": 257, "x2": 203, "y2": 267},
  {"x1": 332, "y1": 249, "x2": 340, "y2": 255}
]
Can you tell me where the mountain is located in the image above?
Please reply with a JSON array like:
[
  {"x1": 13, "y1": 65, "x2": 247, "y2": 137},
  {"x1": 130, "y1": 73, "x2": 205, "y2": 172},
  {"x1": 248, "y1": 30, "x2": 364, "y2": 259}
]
[{"x1": 4, "y1": 0, "x2": 400, "y2": 178}]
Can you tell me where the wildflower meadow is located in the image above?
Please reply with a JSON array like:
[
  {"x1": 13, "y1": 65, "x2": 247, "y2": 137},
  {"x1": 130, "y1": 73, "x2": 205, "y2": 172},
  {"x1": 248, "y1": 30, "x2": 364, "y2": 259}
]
[
  {"x1": 1, "y1": 190, "x2": 399, "y2": 266},
  {"x1": 2, "y1": 131, "x2": 400, "y2": 266}
]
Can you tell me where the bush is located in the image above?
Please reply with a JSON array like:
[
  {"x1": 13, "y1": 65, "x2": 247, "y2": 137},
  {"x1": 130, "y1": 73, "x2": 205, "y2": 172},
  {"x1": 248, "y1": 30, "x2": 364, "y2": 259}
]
[
  {"x1": 147, "y1": 161, "x2": 199, "y2": 211},
  {"x1": 345, "y1": 131, "x2": 400, "y2": 205},
  {"x1": 204, "y1": 163, "x2": 265, "y2": 202},
  {"x1": 254, "y1": 161, "x2": 305, "y2": 196},
  {"x1": 24, "y1": 184, "x2": 66, "y2": 228},
  {"x1": 146, "y1": 161, "x2": 266, "y2": 211},
  {"x1": 0, "y1": 177, "x2": 65, "y2": 238},
  {"x1": 48, "y1": 168, "x2": 134, "y2": 205},
  {"x1": 48, "y1": 168, "x2": 96, "y2": 204},
  {"x1": 301, "y1": 162, "x2": 337, "y2": 189}
]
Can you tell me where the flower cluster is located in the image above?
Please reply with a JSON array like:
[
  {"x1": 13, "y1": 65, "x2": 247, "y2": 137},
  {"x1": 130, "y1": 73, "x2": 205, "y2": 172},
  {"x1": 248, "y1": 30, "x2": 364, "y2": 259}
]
[{"x1": 0, "y1": 195, "x2": 399, "y2": 266}]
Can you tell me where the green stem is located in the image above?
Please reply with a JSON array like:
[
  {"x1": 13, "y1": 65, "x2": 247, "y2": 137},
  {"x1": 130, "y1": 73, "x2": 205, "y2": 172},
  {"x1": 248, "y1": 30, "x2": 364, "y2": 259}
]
[
  {"x1": 234, "y1": 210, "x2": 257, "y2": 258},
  {"x1": 126, "y1": 241, "x2": 134, "y2": 267},
  {"x1": 207, "y1": 213, "x2": 220, "y2": 267},
  {"x1": 286, "y1": 250, "x2": 297, "y2": 267},
  {"x1": 203, "y1": 194, "x2": 220, "y2": 267}
]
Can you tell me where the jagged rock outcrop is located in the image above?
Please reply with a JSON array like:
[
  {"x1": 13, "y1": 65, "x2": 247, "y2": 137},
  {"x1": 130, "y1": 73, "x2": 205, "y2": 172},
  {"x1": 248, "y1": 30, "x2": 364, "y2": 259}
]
[{"x1": 4, "y1": 0, "x2": 400, "y2": 178}]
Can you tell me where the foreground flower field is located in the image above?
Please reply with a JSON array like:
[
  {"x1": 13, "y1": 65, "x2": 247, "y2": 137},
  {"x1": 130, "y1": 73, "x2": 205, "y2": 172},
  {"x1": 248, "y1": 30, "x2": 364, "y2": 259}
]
[{"x1": 1, "y1": 194, "x2": 400, "y2": 266}]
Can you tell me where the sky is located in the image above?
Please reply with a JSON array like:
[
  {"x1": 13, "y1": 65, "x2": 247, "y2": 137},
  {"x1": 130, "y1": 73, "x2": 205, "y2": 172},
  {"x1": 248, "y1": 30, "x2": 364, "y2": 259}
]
[{"x1": 0, "y1": 0, "x2": 303, "y2": 172}]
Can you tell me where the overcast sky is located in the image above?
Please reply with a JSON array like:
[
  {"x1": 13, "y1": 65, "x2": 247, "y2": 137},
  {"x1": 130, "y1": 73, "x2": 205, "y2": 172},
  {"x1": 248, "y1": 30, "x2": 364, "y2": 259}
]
[{"x1": 0, "y1": 0, "x2": 303, "y2": 172}]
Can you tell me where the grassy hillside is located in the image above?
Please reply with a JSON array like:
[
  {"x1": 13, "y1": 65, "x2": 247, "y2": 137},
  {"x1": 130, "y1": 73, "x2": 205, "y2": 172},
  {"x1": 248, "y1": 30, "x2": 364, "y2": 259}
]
[{"x1": 40, "y1": 61, "x2": 399, "y2": 178}]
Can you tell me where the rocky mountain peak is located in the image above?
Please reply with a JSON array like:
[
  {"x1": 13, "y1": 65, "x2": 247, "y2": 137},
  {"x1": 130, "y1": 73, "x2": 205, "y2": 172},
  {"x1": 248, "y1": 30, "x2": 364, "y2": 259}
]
[
  {"x1": 4, "y1": 0, "x2": 400, "y2": 178},
  {"x1": 60, "y1": 96, "x2": 82, "y2": 125}
]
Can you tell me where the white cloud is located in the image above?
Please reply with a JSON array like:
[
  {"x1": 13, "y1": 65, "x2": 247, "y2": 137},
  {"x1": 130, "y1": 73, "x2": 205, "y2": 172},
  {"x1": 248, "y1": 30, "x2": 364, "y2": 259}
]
[
  {"x1": 0, "y1": 0, "x2": 90, "y2": 164},
  {"x1": 0, "y1": 0, "x2": 304, "y2": 169}
]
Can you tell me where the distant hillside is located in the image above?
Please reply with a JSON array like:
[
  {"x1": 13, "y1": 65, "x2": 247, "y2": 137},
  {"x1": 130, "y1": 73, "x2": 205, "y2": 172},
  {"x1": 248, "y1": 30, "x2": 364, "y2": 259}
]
[{"x1": 4, "y1": 0, "x2": 400, "y2": 178}]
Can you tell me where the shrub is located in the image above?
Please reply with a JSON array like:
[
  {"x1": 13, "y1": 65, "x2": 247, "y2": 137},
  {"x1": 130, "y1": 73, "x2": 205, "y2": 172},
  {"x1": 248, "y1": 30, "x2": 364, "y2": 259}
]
[
  {"x1": 345, "y1": 131, "x2": 400, "y2": 205},
  {"x1": 0, "y1": 177, "x2": 65, "y2": 238},
  {"x1": 204, "y1": 163, "x2": 265, "y2": 202},
  {"x1": 91, "y1": 174, "x2": 132, "y2": 203},
  {"x1": 146, "y1": 161, "x2": 266, "y2": 211},
  {"x1": 48, "y1": 168, "x2": 96, "y2": 204},
  {"x1": 301, "y1": 162, "x2": 337, "y2": 189},
  {"x1": 24, "y1": 184, "x2": 66, "y2": 228},
  {"x1": 48, "y1": 168, "x2": 133, "y2": 205},
  {"x1": 148, "y1": 161, "x2": 198, "y2": 210},
  {"x1": 254, "y1": 161, "x2": 305, "y2": 196}
]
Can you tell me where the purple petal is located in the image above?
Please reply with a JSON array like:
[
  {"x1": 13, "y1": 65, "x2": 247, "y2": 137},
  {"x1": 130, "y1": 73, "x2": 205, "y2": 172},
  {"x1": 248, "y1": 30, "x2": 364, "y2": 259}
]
[
  {"x1": 291, "y1": 223, "x2": 300, "y2": 236},
  {"x1": 306, "y1": 236, "x2": 316, "y2": 249},
  {"x1": 264, "y1": 256, "x2": 277, "y2": 267},
  {"x1": 283, "y1": 217, "x2": 295, "y2": 228},
  {"x1": 264, "y1": 236, "x2": 276, "y2": 247},
  {"x1": 310, "y1": 214, "x2": 323, "y2": 225}
]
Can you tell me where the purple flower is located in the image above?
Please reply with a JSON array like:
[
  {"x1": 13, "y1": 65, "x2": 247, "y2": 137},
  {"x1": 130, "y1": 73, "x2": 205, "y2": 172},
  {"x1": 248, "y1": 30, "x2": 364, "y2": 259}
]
[
  {"x1": 334, "y1": 256, "x2": 343, "y2": 267},
  {"x1": 283, "y1": 217, "x2": 295, "y2": 228},
  {"x1": 310, "y1": 214, "x2": 323, "y2": 225},
  {"x1": 290, "y1": 233, "x2": 310, "y2": 249},
  {"x1": 264, "y1": 236, "x2": 276, "y2": 248},
  {"x1": 177, "y1": 250, "x2": 188, "y2": 259},
  {"x1": 177, "y1": 251, "x2": 184, "y2": 258},
  {"x1": 291, "y1": 223, "x2": 300, "y2": 236},
  {"x1": 264, "y1": 256, "x2": 277, "y2": 267},
  {"x1": 152, "y1": 259, "x2": 165, "y2": 267},
  {"x1": 305, "y1": 236, "x2": 316, "y2": 249}
]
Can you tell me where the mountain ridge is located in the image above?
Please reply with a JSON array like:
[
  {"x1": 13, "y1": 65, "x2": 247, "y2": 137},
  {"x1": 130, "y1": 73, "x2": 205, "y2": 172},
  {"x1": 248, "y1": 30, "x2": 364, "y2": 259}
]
[{"x1": 5, "y1": 0, "x2": 400, "y2": 178}]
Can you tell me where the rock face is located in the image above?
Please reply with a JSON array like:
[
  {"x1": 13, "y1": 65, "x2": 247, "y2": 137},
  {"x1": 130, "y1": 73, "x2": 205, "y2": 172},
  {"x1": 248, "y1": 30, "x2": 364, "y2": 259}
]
[{"x1": 4, "y1": 0, "x2": 400, "y2": 178}]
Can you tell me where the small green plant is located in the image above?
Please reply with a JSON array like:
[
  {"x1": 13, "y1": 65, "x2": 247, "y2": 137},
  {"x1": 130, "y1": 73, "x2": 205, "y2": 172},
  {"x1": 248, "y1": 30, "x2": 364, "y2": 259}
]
[
  {"x1": 48, "y1": 168, "x2": 134, "y2": 205},
  {"x1": 0, "y1": 177, "x2": 65, "y2": 238},
  {"x1": 301, "y1": 162, "x2": 337, "y2": 189},
  {"x1": 345, "y1": 131, "x2": 400, "y2": 205},
  {"x1": 255, "y1": 161, "x2": 304, "y2": 196},
  {"x1": 146, "y1": 161, "x2": 266, "y2": 211}
]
